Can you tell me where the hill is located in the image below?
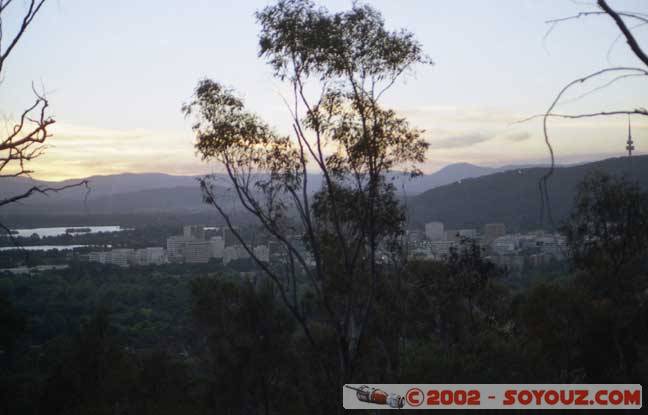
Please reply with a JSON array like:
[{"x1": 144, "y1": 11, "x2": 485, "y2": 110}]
[
  {"x1": 408, "y1": 155, "x2": 648, "y2": 231},
  {"x1": 0, "y1": 162, "x2": 516, "y2": 215}
]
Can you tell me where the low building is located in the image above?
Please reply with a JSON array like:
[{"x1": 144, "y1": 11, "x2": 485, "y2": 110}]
[
  {"x1": 134, "y1": 247, "x2": 167, "y2": 266},
  {"x1": 407, "y1": 230, "x2": 426, "y2": 244},
  {"x1": 430, "y1": 240, "x2": 458, "y2": 257},
  {"x1": 88, "y1": 251, "x2": 109, "y2": 264},
  {"x1": 184, "y1": 240, "x2": 211, "y2": 263},
  {"x1": 491, "y1": 235, "x2": 518, "y2": 255},
  {"x1": 110, "y1": 249, "x2": 135, "y2": 267}
]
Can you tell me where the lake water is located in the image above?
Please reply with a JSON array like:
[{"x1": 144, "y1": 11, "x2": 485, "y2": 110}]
[
  {"x1": 10, "y1": 226, "x2": 124, "y2": 238},
  {"x1": 0, "y1": 245, "x2": 88, "y2": 251}
]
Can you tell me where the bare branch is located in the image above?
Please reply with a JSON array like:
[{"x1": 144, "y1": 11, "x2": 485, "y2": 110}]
[
  {"x1": 0, "y1": 180, "x2": 90, "y2": 208},
  {"x1": 545, "y1": 11, "x2": 648, "y2": 26},
  {"x1": 598, "y1": 0, "x2": 648, "y2": 66},
  {"x1": 606, "y1": 21, "x2": 648, "y2": 64},
  {"x1": 0, "y1": 1, "x2": 47, "y2": 73},
  {"x1": 514, "y1": 67, "x2": 648, "y2": 125}
]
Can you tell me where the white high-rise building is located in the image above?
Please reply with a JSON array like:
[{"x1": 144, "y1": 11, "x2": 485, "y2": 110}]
[
  {"x1": 167, "y1": 235, "x2": 192, "y2": 263},
  {"x1": 167, "y1": 225, "x2": 215, "y2": 263},
  {"x1": 425, "y1": 222, "x2": 444, "y2": 241}
]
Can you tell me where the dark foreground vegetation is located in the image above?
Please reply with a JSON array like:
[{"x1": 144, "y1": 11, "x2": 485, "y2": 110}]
[{"x1": 0, "y1": 172, "x2": 647, "y2": 414}]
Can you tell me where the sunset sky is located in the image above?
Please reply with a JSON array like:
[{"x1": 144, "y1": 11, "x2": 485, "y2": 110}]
[{"x1": 1, "y1": 0, "x2": 647, "y2": 180}]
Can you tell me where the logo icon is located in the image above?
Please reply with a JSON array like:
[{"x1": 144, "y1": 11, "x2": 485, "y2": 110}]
[{"x1": 345, "y1": 385, "x2": 405, "y2": 409}]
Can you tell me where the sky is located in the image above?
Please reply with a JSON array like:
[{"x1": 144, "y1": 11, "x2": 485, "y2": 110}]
[{"x1": 0, "y1": 0, "x2": 647, "y2": 180}]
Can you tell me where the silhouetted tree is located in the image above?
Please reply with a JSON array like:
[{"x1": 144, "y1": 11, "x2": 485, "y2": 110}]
[
  {"x1": 562, "y1": 172, "x2": 648, "y2": 380},
  {"x1": 183, "y1": 0, "x2": 431, "y2": 396}
]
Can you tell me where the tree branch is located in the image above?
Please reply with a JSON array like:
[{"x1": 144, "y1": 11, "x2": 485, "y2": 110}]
[{"x1": 598, "y1": 0, "x2": 648, "y2": 66}]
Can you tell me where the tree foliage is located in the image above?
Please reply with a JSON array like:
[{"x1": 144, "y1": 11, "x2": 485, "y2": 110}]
[{"x1": 184, "y1": 0, "x2": 431, "y2": 388}]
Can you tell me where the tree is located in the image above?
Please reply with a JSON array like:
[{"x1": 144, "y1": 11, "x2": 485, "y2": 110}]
[
  {"x1": 191, "y1": 277, "x2": 298, "y2": 414},
  {"x1": 183, "y1": 0, "x2": 431, "y2": 390},
  {"x1": 562, "y1": 172, "x2": 648, "y2": 381},
  {"x1": 0, "y1": 0, "x2": 87, "y2": 238},
  {"x1": 563, "y1": 172, "x2": 648, "y2": 281},
  {"x1": 0, "y1": 293, "x2": 24, "y2": 367}
]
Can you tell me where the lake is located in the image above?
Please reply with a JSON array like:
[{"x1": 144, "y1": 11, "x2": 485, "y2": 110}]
[
  {"x1": 0, "y1": 245, "x2": 88, "y2": 251},
  {"x1": 10, "y1": 226, "x2": 125, "y2": 238}
]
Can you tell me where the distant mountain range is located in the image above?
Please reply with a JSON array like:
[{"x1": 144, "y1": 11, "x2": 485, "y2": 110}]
[
  {"x1": 0, "y1": 164, "x2": 476, "y2": 215},
  {"x1": 1, "y1": 156, "x2": 642, "y2": 229},
  {"x1": 0, "y1": 161, "x2": 545, "y2": 210}
]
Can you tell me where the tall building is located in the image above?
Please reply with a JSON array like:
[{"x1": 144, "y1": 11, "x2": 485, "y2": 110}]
[
  {"x1": 167, "y1": 235, "x2": 192, "y2": 263},
  {"x1": 424, "y1": 222, "x2": 444, "y2": 241},
  {"x1": 167, "y1": 234, "x2": 211, "y2": 263}
]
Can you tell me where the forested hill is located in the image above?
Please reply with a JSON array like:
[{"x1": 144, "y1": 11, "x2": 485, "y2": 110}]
[{"x1": 408, "y1": 155, "x2": 648, "y2": 231}]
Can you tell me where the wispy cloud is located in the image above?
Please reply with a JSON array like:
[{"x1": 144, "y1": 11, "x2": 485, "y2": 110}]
[
  {"x1": 23, "y1": 122, "x2": 204, "y2": 180},
  {"x1": 427, "y1": 132, "x2": 494, "y2": 149},
  {"x1": 502, "y1": 131, "x2": 531, "y2": 142}
]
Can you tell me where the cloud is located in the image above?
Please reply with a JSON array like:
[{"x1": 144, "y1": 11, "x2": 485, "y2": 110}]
[
  {"x1": 503, "y1": 131, "x2": 531, "y2": 142},
  {"x1": 399, "y1": 106, "x2": 524, "y2": 125},
  {"x1": 427, "y1": 132, "x2": 494, "y2": 149}
]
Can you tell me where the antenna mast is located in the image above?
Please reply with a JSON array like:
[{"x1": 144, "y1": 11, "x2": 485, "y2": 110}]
[{"x1": 626, "y1": 115, "x2": 635, "y2": 159}]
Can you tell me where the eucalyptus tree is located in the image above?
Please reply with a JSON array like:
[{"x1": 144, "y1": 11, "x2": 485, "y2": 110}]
[{"x1": 184, "y1": 0, "x2": 431, "y2": 385}]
